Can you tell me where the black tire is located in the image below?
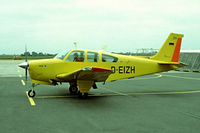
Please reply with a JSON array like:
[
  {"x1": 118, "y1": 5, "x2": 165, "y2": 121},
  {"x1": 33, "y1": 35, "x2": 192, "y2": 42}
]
[
  {"x1": 78, "y1": 91, "x2": 88, "y2": 99},
  {"x1": 78, "y1": 91, "x2": 82, "y2": 98},
  {"x1": 83, "y1": 93, "x2": 88, "y2": 98},
  {"x1": 69, "y1": 85, "x2": 78, "y2": 95},
  {"x1": 28, "y1": 90, "x2": 35, "y2": 97}
]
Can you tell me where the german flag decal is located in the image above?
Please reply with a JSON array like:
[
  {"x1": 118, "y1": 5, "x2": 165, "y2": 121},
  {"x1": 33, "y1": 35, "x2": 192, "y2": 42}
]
[{"x1": 169, "y1": 43, "x2": 174, "y2": 45}]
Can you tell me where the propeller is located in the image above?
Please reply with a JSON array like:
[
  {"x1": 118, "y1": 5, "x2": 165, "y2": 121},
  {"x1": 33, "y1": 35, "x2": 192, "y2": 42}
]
[
  {"x1": 25, "y1": 45, "x2": 28, "y2": 81},
  {"x1": 18, "y1": 45, "x2": 29, "y2": 81},
  {"x1": 18, "y1": 45, "x2": 34, "y2": 97}
]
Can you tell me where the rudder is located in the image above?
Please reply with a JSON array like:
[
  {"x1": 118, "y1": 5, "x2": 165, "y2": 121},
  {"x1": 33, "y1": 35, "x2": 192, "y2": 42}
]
[{"x1": 151, "y1": 33, "x2": 184, "y2": 62}]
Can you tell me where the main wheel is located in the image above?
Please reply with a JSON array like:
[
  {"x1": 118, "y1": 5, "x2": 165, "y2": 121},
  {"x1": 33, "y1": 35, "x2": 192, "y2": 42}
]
[
  {"x1": 83, "y1": 93, "x2": 88, "y2": 98},
  {"x1": 78, "y1": 91, "x2": 88, "y2": 99},
  {"x1": 28, "y1": 90, "x2": 35, "y2": 97},
  {"x1": 69, "y1": 85, "x2": 78, "y2": 95}
]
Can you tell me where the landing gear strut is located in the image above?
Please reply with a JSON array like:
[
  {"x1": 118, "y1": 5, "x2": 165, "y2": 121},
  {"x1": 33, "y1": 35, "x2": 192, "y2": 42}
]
[
  {"x1": 28, "y1": 83, "x2": 36, "y2": 97},
  {"x1": 69, "y1": 81, "x2": 92, "y2": 98},
  {"x1": 69, "y1": 85, "x2": 88, "y2": 98}
]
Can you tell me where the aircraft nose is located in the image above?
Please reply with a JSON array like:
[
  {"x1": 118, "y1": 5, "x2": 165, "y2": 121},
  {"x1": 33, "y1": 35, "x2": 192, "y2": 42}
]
[{"x1": 18, "y1": 62, "x2": 29, "y2": 69}]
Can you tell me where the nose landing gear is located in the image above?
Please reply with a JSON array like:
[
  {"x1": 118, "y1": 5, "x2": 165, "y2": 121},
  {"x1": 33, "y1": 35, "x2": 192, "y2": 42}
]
[
  {"x1": 28, "y1": 83, "x2": 36, "y2": 98},
  {"x1": 28, "y1": 89, "x2": 35, "y2": 97}
]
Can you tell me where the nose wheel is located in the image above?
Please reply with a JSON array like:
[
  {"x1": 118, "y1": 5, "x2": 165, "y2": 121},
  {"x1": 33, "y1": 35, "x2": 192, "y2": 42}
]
[
  {"x1": 28, "y1": 89, "x2": 36, "y2": 97},
  {"x1": 28, "y1": 83, "x2": 36, "y2": 98}
]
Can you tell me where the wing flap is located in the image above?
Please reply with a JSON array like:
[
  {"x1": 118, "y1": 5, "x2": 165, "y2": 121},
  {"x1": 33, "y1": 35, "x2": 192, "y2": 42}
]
[{"x1": 56, "y1": 67, "x2": 112, "y2": 82}]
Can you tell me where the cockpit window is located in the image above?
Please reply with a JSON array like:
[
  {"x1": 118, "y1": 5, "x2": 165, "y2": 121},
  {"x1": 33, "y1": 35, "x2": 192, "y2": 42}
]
[
  {"x1": 102, "y1": 54, "x2": 118, "y2": 62},
  {"x1": 55, "y1": 50, "x2": 69, "y2": 60},
  {"x1": 87, "y1": 52, "x2": 98, "y2": 62},
  {"x1": 66, "y1": 51, "x2": 85, "y2": 62}
]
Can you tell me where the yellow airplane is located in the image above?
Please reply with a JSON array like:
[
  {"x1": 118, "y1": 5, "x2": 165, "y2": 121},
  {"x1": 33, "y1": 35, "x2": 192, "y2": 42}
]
[{"x1": 19, "y1": 33, "x2": 185, "y2": 98}]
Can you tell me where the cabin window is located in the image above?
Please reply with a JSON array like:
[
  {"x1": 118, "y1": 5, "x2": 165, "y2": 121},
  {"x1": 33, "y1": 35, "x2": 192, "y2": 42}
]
[
  {"x1": 87, "y1": 52, "x2": 99, "y2": 62},
  {"x1": 66, "y1": 51, "x2": 85, "y2": 62},
  {"x1": 102, "y1": 54, "x2": 118, "y2": 62}
]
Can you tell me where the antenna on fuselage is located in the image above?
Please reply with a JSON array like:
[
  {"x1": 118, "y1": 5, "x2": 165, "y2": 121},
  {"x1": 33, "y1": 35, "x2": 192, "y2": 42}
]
[
  {"x1": 73, "y1": 42, "x2": 78, "y2": 49},
  {"x1": 100, "y1": 44, "x2": 107, "y2": 51}
]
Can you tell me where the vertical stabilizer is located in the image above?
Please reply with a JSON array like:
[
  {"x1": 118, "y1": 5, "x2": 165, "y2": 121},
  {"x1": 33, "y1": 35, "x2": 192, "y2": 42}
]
[{"x1": 151, "y1": 33, "x2": 184, "y2": 62}]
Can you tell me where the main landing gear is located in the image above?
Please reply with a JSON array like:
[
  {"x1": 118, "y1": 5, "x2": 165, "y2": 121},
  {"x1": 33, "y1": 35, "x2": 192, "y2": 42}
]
[
  {"x1": 69, "y1": 82, "x2": 89, "y2": 99},
  {"x1": 78, "y1": 91, "x2": 88, "y2": 99},
  {"x1": 69, "y1": 84, "x2": 78, "y2": 95},
  {"x1": 28, "y1": 83, "x2": 36, "y2": 98}
]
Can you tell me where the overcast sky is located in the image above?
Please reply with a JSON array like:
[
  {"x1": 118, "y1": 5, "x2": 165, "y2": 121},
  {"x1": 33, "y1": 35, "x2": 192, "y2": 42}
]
[{"x1": 0, "y1": 0, "x2": 200, "y2": 54}]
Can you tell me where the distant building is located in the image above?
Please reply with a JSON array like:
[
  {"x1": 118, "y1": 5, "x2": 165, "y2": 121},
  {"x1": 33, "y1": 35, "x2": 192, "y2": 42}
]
[{"x1": 181, "y1": 50, "x2": 200, "y2": 53}]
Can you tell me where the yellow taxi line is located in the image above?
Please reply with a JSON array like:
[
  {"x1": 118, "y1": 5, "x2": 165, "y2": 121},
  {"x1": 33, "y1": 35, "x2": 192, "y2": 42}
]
[
  {"x1": 35, "y1": 90, "x2": 200, "y2": 99},
  {"x1": 163, "y1": 74, "x2": 200, "y2": 80},
  {"x1": 21, "y1": 80, "x2": 25, "y2": 86},
  {"x1": 103, "y1": 88, "x2": 128, "y2": 96},
  {"x1": 126, "y1": 90, "x2": 200, "y2": 95},
  {"x1": 36, "y1": 95, "x2": 75, "y2": 99},
  {"x1": 26, "y1": 91, "x2": 36, "y2": 106},
  {"x1": 131, "y1": 74, "x2": 162, "y2": 80}
]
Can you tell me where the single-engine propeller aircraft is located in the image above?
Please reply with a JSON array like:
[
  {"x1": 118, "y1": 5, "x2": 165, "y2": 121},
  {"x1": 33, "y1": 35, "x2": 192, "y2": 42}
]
[{"x1": 19, "y1": 33, "x2": 186, "y2": 98}]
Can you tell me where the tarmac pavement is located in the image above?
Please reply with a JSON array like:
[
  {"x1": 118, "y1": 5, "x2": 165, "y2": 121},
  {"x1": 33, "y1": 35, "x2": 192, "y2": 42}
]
[{"x1": 0, "y1": 68, "x2": 200, "y2": 133}]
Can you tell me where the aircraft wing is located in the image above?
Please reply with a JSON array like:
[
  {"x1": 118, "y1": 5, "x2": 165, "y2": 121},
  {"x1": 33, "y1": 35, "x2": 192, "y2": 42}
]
[{"x1": 56, "y1": 67, "x2": 112, "y2": 82}]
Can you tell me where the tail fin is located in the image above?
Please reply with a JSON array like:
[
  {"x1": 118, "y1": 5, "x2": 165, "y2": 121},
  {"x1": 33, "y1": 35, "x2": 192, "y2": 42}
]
[{"x1": 151, "y1": 33, "x2": 184, "y2": 62}]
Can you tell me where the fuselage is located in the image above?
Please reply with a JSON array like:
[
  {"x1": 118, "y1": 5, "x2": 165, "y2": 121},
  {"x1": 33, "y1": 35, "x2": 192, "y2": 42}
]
[{"x1": 28, "y1": 49, "x2": 177, "y2": 85}]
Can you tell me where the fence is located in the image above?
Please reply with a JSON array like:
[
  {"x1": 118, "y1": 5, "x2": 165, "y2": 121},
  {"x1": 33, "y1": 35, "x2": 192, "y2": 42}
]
[
  {"x1": 178, "y1": 53, "x2": 200, "y2": 72},
  {"x1": 133, "y1": 52, "x2": 200, "y2": 72}
]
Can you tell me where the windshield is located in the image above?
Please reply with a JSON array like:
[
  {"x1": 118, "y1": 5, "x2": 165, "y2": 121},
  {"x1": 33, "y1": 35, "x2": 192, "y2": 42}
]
[{"x1": 54, "y1": 50, "x2": 70, "y2": 60}]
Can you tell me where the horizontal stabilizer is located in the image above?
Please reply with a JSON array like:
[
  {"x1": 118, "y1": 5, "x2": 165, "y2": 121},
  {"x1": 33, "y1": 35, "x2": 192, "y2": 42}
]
[{"x1": 158, "y1": 62, "x2": 187, "y2": 67}]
